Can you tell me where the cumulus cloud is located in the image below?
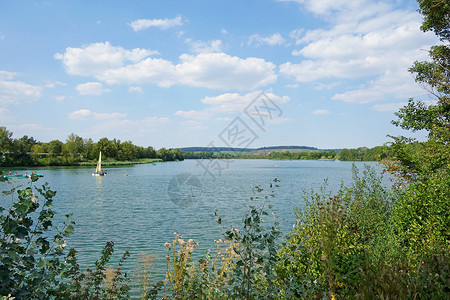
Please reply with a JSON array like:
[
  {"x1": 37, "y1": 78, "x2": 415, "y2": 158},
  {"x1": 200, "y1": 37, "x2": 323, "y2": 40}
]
[
  {"x1": 278, "y1": 0, "x2": 438, "y2": 104},
  {"x1": 69, "y1": 109, "x2": 127, "y2": 120},
  {"x1": 56, "y1": 43, "x2": 277, "y2": 90},
  {"x1": 174, "y1": 91, "x2": 290, "y2": 121},
  {"x1": 202, "y1": 91, "x2": 290, "y2": 113},
  {"x1": 332, "y1": 69, "x2": 425, "y2": 103},
  {"x1": 175, "y1": 53, "x2": 277, "y2": 90},
  {"x1": 54, "y1": 42, "x2": 158, "y2": 76},
  {"x1": 0, "y1": 71, "x2": 42, "y2": 104},
  {"x1": 76, "y1": 82, "x2": 110, "y2": 95},
  {"x1": 129, "y1": 16, "x2": 183, "y2": 31},
  {"x1": 248, "y1": 33, "x2": 285, "y2": 46}
]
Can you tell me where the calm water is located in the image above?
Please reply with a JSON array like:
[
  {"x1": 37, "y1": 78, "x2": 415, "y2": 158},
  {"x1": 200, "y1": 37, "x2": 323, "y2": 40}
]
[{"x1": 1, "y1": 159, "x2": 386, "y2": 292}]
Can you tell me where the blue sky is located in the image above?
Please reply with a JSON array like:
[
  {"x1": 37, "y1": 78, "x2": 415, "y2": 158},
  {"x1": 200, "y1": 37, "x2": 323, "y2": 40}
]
[{"x1": 0, "y1": 0, "x2": 439, "y2": 149}]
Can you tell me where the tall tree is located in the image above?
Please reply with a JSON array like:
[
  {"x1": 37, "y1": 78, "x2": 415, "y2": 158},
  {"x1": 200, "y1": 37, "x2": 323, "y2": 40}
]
[
  {"x1": 387, "y1": 0, "x2": 450, "y2": 256},
  {"x1": 388, "y1": 0, "x2": 450, "y2": 179}
]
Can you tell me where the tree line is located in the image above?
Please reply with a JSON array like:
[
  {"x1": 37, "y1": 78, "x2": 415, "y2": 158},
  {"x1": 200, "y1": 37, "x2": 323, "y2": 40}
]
[
  {"x1": 0, "y1": 128, "x2": 183, "y2": 167},
  {"x1": 184, "y1": 146, "x2": 391, "y2": 162}
]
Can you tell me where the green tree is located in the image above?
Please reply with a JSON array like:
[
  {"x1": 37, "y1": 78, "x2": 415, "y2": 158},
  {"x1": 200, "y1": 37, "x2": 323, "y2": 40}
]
[
  {"x1": 82, "y1": 138, "x2": 94, "y2": 160},
  {"x1": 117, "y1": 141, "x2": 136, "y2": 161},
  {"x1": 95, "y1": 137, "x2": 118, "y2": 160},
  {"x1": 48, "y1": 140, "x2": 64, "y2": 156},
  {"x1": 0, "y1": 127, "x2": 13, "y2": 152},
  {"x1": 386, "y1": 0, "x2": 450, "y2": 268},
  {"x1": 63, "y1": 133, "x2": 85, "y2": 159}
]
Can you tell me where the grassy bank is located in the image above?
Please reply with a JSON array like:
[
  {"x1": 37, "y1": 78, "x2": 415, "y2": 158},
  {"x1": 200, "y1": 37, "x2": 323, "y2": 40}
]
[{"x1": 73, "y1": 158, "x2": 163, "y2": 167}]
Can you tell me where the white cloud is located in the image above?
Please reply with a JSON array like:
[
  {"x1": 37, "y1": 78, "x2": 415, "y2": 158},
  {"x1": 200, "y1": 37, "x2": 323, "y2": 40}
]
[
  {"x1": 55, "y1": 96, "x2": 66, "y2": 101},
  {"x1": 76, "y1": 82, "x2": 110, "y2": 95},
  {"x1": 0, "y1": 71, "x2": 16, "y2": 80},
  {"x1": 277, "y1": 0, "x2": 387, "y2": 20},
  {"x1": 248, "y1": 33, "x2": 285, "y2": 46},
  {"x1": 128, "y1": 86, "x2": 143, "y2": 93},
  {"x1": 0, "y1": 72, "x2": 42, "y2": 104},
  {"x1": 69, "y1": 109, "x2": 127, "y2": 120},
  {"x1": 57, "y1": 44, "x2": 277, "y2": 90},
  {"x1": 312, "y1": 109, "x2": 331, "y2": 115},
  {"x1": 279, "y1": 0, "x2": 438, "y2": 104},
  {"x1": 129, "y1": 16, "x2": 183, "y2": 31},
  {"x1": 332, "y1": 69, "x2": 425, "y2": 103},
  {"x1": 185, "y1": 39, "x2": 223, "y2": 53},
  {"x1": 202, "y1": 91, "x2": 290, "y2": 113},
  {"x1": 175, "y1": 91, "x2": 290, "y2": 122},
  {"x1": 332, "y1": 89, "x2": 385, "y2": 104},
  {"x1": 175, "y1": 53, "x2": 277, "y2": 90},
  {"x1": 54, "y1": 42, "x2": 159, "y2": 76}
]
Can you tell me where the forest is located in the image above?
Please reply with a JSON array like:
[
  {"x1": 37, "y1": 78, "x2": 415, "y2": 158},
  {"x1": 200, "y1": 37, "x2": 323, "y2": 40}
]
[{"x1": 0, "y1": 129, "x2": 184, "y2": 167}]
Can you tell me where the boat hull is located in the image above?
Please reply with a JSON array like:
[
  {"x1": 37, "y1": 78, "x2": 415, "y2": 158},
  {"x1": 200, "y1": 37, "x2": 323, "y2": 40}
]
[{"x1": 92, "y1": 172, "x2": 106, "y2": 176}]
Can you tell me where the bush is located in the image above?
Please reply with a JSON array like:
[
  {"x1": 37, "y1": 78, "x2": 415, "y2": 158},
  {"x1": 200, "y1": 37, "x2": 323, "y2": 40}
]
[{"x1": 0, "y1": 173, "x2": 130, "y2": 299}]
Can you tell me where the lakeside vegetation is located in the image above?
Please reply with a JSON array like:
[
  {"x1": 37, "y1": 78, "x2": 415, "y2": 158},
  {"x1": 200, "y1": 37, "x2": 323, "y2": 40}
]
[
  {"x1": 0, "y1": 1, "x2": 449, "y2": 298},
  {"x1": 183, "y1": 145, "x2": 391, "y2": 162},
  {"x1": 0, "y1": 130, "x2": 183, "y2": 167},
  {"x1": 1, "y1": 126, "x2": 393, "y2": 168}
]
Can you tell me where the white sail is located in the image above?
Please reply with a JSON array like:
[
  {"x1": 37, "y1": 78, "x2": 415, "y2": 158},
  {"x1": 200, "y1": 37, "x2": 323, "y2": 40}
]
[{"x1": 96, "y1": 151, "x2": 102, "y2": 172}]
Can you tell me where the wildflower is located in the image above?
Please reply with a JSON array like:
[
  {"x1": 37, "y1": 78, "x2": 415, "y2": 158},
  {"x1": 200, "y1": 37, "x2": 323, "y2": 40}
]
[
  {"x1": 104, "y1": 267, "x2": 116, "y2": 289},
  {"x1": 164, "y1": 242, "x2": 171, "y2": 248},
  {"x1": 188, "y1": 239, "x2": 194, "y2": 244}
]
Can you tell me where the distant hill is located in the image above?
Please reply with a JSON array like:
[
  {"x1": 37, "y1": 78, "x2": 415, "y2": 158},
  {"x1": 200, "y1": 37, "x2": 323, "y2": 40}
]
[{"x1": 178, "y1": 146, "x2": 341, "y2": 154}]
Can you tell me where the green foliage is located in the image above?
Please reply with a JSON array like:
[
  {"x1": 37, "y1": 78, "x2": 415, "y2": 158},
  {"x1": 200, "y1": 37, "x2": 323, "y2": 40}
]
[
  {"x1": 0, "y1": 174, "x2": 74, "y2": 298},
  {"x1": 160, "y1": 179, "x2": 283, "y2": 299},
  {"x1": 268, "y1": 150, "x2": 337, "y2": 160},
  {"x1": 418, "y1": 0, "x2": 450, "y2": 41},
  {"x1": 277, "y1": 165, "x2": 394, "y2": 299},
  {"x1": 61, "y1": 241, "x2": 131, "y2": 299},
  {"x1": 0, "y1": 128, "x2": 183, "y2": 167},
  {"x1": 220, "y1": 179, "x2": 282, "y2": 299},
  {"x1": 0, "y1": 174, "x2": 131, "y2": 299}
]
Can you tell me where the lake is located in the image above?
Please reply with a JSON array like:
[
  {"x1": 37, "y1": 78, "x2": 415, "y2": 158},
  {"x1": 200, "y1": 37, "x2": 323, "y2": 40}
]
[{"x1": 1, "y1": 159, "x2": 387, "y2": 293}]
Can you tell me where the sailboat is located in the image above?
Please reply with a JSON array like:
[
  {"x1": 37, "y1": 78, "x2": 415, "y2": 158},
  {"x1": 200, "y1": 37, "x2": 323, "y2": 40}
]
[{"x1": 92, "y1": 151, "x2": 106, "y2": 176}]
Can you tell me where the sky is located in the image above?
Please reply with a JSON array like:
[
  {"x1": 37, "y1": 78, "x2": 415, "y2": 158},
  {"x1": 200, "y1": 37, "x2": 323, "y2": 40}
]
[{"x1": 0, "y1": 0, "x2": 440, "y2": 149}]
